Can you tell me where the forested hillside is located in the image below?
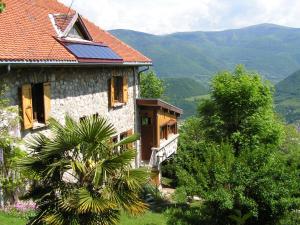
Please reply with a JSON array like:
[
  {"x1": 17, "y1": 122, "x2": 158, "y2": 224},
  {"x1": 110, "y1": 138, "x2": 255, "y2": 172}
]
[
  {"x1": 275, "y1": 70, "x2": 300, "y2": 123},
  {"x1": 111, "y1": 24, "x2": 300, "y2": 83},
  {"x1": 111, "y1": 24, "x2": 300, "y2": 122},
  {"x1": 164, "y1": 77, "x2": 208, "y2": 118}
]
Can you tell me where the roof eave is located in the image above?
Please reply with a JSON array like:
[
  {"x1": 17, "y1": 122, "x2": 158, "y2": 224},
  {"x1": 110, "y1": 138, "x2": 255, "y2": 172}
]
[
  {"x1": 136, "y1": 98, "x2": 183, "y2": 115},
  {"x1": 0, "y1": 60, "x2": 152, "y2": 67},
  {"x1": 123, "y1": 61, "x2": 152, "y2": 66}
]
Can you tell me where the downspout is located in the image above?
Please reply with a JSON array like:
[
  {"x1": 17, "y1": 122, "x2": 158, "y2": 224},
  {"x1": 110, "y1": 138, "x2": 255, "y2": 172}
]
[
  {"x1": 133, "y1": 66, "x2": 149, "y2": 168},
  {"x1": 137, "y1": 66, "x2": 150, "y2": 94}
]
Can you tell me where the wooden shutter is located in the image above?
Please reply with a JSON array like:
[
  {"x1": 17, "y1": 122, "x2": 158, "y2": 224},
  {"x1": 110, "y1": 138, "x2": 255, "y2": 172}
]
[
  {"x1": 43, "y1": 82, "x2": 51, "y2": 124},
  {"x1": 109, "y1": 77, "x2": 115, "y2": 107},
  {"x1": 21, "y1": 84, "x2": 33, "y2": 130},
  {"x1": 127, "y1": 129, "x2": 133, "y2": 149},
  {"x1": 122, "y1": 75, "x2": 128, "y2": 104}
]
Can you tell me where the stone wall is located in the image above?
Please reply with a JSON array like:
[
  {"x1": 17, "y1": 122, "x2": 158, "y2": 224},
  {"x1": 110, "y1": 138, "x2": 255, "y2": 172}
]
[{"x1": 2, "y1": 66, "x2": 139, "y2": 152}]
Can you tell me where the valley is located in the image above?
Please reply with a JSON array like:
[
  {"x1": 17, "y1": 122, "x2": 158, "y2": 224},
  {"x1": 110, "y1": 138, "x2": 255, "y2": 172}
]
[{"x1": 112, "y1": 24, "x2": 300, "y2": 123}]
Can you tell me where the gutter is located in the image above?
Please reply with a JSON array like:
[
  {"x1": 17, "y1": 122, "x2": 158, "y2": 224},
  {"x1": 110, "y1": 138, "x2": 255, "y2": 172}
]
[
  {"x1": 0, "y1": 61, "x2": 152, "y2": 67},
  {"x1": 137, "y1": 66, "x2": 150, "y2": 86}
]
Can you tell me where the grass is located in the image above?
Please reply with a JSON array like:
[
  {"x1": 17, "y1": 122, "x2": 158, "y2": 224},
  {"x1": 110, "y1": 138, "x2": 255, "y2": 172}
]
[
  {"x1": 0, "y1": 210, "x2": 167, "y2": 225},
  {"x1": 161, "y1": 177, "x2": 174, "y2": 187},
  {"x1": 120, "y1": 211, "x2": 167, "y2": 225},
  {"x1": 0, "y1": 211, "x2": 26, "y2": 225}
]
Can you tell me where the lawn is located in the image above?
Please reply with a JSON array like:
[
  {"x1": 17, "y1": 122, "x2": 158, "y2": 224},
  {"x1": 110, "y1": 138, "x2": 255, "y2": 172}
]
[
  {"x1": 120, "y1": 211, "x2": 167, "y2": 225},
  {"x1": 0, "y1": 210, "x2": 167, "y2": 225},
  {"x1": 0, "y1": 211, "x2": 26, "y2": 225}
]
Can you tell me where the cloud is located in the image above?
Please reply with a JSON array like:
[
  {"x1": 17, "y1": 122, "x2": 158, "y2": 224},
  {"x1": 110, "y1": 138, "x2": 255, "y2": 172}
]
[{"x1": 59, "y1": 0, "x2": 300, "y2": 34}]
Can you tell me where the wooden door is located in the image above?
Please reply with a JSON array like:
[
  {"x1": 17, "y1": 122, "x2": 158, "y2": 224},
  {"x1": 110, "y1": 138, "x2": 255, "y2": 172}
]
[{"x1": 141, "y1": 115, "x2": 154, "y2": 161}]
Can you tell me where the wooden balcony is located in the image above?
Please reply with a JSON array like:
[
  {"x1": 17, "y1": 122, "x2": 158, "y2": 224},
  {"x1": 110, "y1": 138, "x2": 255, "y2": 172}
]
[
  {"x1": 137, "y1": 99, "x2": 182, "y2": 166},
  {"x1": 137, "y1": 98, "x2": 183, "y2": 185},
  {"x1": 149, "y1": 133, "x2": 179, "y2": 167}
]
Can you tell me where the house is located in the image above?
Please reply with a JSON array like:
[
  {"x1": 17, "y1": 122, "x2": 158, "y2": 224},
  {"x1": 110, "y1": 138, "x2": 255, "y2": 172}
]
[{"x1": 0, "y1": 0, "x2": 182, "y2": 185}]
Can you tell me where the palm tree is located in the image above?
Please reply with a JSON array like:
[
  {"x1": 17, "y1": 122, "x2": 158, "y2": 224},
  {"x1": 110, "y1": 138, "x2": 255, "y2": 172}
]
[{"x1": 20, "y1": 115, "x2": 148, "y2": 225}]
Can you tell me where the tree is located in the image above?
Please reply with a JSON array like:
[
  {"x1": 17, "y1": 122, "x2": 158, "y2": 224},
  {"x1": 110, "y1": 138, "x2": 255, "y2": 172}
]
[
  {"x1": 198, "y1": 65, "x2": 284, "y2": 153},
  {"x1": 0, "y1": 80, "x2": 25, "y2": 207},
  {"x1": 140, "y1": 71, "x2": 165, "y2": 99},
  {"x1": 20, "y1": 115, "x2": 148, "y2": 225},
  {"x1": 0, "y1": 1, "x2": 5, "y2": 13},
  {"x1": 175, "y1": 65, "x2": 300, "y2": 225},
  {"x1": 0, "y1": 140, "x2": 27, "y2": 205}
]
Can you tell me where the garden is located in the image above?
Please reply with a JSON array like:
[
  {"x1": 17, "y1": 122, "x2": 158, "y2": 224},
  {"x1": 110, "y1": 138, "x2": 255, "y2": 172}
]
[{"x1": 0, "y1": 67, "x2": 300, "y2": 225}]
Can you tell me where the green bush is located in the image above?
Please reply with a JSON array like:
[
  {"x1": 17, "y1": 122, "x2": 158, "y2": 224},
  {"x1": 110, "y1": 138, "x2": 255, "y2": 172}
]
[
  {"x1": 276, "y1": 211, "x2": 300, "y2": 225},
  {"x1": 175, "y1": 66, "x2": 300, "y2": 225}
]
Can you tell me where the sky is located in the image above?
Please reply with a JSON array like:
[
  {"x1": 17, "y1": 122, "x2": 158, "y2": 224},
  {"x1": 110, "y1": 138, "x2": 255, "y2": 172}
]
[{"x1": 59, "y1": 0, "x2": 300, "y2": 34}]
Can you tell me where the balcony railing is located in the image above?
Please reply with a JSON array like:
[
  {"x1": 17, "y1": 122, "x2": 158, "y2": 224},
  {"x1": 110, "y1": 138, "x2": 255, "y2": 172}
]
[{"x1": 149, "y1": 133, "x2": 179, "y2": 167}]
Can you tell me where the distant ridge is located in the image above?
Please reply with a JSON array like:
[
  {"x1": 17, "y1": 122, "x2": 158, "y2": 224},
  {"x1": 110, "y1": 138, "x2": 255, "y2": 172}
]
[
  {"x1": 275, "y1": 70, "x2": 300, "y2": 123},
  {"x1": 111, "y1": 23, "x2": 300, "y2": 83}
]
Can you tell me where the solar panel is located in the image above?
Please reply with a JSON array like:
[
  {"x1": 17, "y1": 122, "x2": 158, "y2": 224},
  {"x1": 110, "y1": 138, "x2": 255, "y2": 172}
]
[{"x1": 64, "y1": 42, "x2": 123, "y2": 61}]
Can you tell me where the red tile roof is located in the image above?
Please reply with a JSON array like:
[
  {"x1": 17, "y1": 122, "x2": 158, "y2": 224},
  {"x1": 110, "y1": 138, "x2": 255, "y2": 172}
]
[
  {"x1": 53, "y1": 13, "x2": 76, "y2": 33},
  {"x1": 0, "y1": 0, "x2": 152, "y2": 64}
]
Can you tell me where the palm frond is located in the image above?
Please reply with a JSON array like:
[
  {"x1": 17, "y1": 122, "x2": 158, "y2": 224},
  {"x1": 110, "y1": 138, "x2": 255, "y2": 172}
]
[
  {"x1": 43, "y1": 211, "x2": 65, "y2": 225},
  {"x1": 114, "y1": 134, "x2": 140, "y2": 148},
  {"x1": 92, "y1": 160, "x2": 104, "y2": 187},
  {"x1": 102, "y1": 150, "x2": 136, "y2": 174},
  {"x1": 71, "y1": 160, "x2": 87, "y2": 176},
  {"x1": 77, "y1": 188, "x2": 117, "y2": 214},
  {"x1": 119, "y1": 168, "x2": 149, "y2": 190},
  {"x1": 81, "y1": 210, "x2": 119, "y2": 225},
  {"x1": 20, "y1": 114, "x2": 148, "y2": 224},
  {"x1": 77, "y1": 115, "x2": 116, "y2": 144},
  {"x1": 25, "y1": 133, "x2": 50, "y2": 153},
  {"x1": 109, "y1": 186, "x2": 147, "y2": 216}
]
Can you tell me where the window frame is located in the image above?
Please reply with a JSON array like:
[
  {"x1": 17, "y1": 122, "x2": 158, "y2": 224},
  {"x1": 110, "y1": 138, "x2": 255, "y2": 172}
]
[
  {"x1": 21, "y1": 82, "x2": 51, "y2": 130},
  {"x1": 120, "y1": 129, "x2": 133, "y2": 152},
  {"x1": 160, "y1": 125, "x2": 168, "y2": 140},
  {"x1": 109, "y1": 74, "x2": 128, "y2": 108},
  {"x1": 113, "y1": 76, "x2": 123, "y2": 103}
]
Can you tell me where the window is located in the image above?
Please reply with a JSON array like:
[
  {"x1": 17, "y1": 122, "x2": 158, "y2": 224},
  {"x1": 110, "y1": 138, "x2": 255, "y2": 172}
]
[
  {"x1": 168, "y1": 120, "x2": 177, "y2": 135},
  {"x1": 111, "y1": 135, "x2": 118, "y2": 153},
  {"x1": 67, "y1": 21, "x2": 91, "y2": 40},
  {"x1": 168, "y1": 124, "x2": 177, "y2": 135},
  {"x1": 21, "y1": 83, "x2": 51, "y2": 130},
  {"x1": 32, "y1": 83, "x2": 45, "y2": 124},
  {"x1": 120, "y1": 129, "x2": 133, "y2": 152},
  {"x1": 68, "y1": 23, "x2": 85, "y2": 39},
  {"x1": 142, "y1": 116, "x2": 151, "y2": 126},
  {"x1": 160, "y1": 121, "x2": 177, "y2": 141},
  {"x1": 120, "y1": 131, "x2": 128, "y2": 152},
  {"x1": 114, "y1": 76, "x2": 123, "y2": 102},
  {"x1": 109, "y1": 75, "x2": 128, "y2": 107},
  {"x1": 160, "y1": 125, "x2": 168, "y2": 140}
]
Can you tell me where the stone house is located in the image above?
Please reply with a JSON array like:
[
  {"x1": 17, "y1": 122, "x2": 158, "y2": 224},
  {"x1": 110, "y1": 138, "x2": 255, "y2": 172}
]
[{"x1": 0, "y1": 0, "x2": 182, "y2": 184}]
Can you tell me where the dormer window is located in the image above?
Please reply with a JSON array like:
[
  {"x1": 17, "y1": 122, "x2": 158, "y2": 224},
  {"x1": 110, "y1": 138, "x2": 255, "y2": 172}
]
[
  {"x1": 67, "y1": 21, "x2": 91, "y2": 40},
  {"x1": 51, "y1": 13, "x2": 123, "y2": 64},
  {"x1": 51, "y1": 13, "x2": 92, "y2": 41},
  {"x1": 68, "y1": 22, "x2": 85, "y2": 39}
]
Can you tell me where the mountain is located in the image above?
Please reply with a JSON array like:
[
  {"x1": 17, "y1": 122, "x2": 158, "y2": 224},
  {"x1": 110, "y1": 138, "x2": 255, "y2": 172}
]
[
  {"x1": 164, "y1": 77, "x2": 208, "y2": 100},
  {"x1": 111, "y1": 24, "x2": 300, "y2": 83},
  {"x1": 163, "y1": 77, "x2": 208, "y2": 118},
  {"x1": 275, "y1": 70, "x2": 300, "y2": 123}
]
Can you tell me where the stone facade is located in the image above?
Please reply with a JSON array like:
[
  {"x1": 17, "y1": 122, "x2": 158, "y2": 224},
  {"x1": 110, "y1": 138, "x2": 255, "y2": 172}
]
[{"x1": 2, "y1": 66, "x2": 140, "y2": 164}]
